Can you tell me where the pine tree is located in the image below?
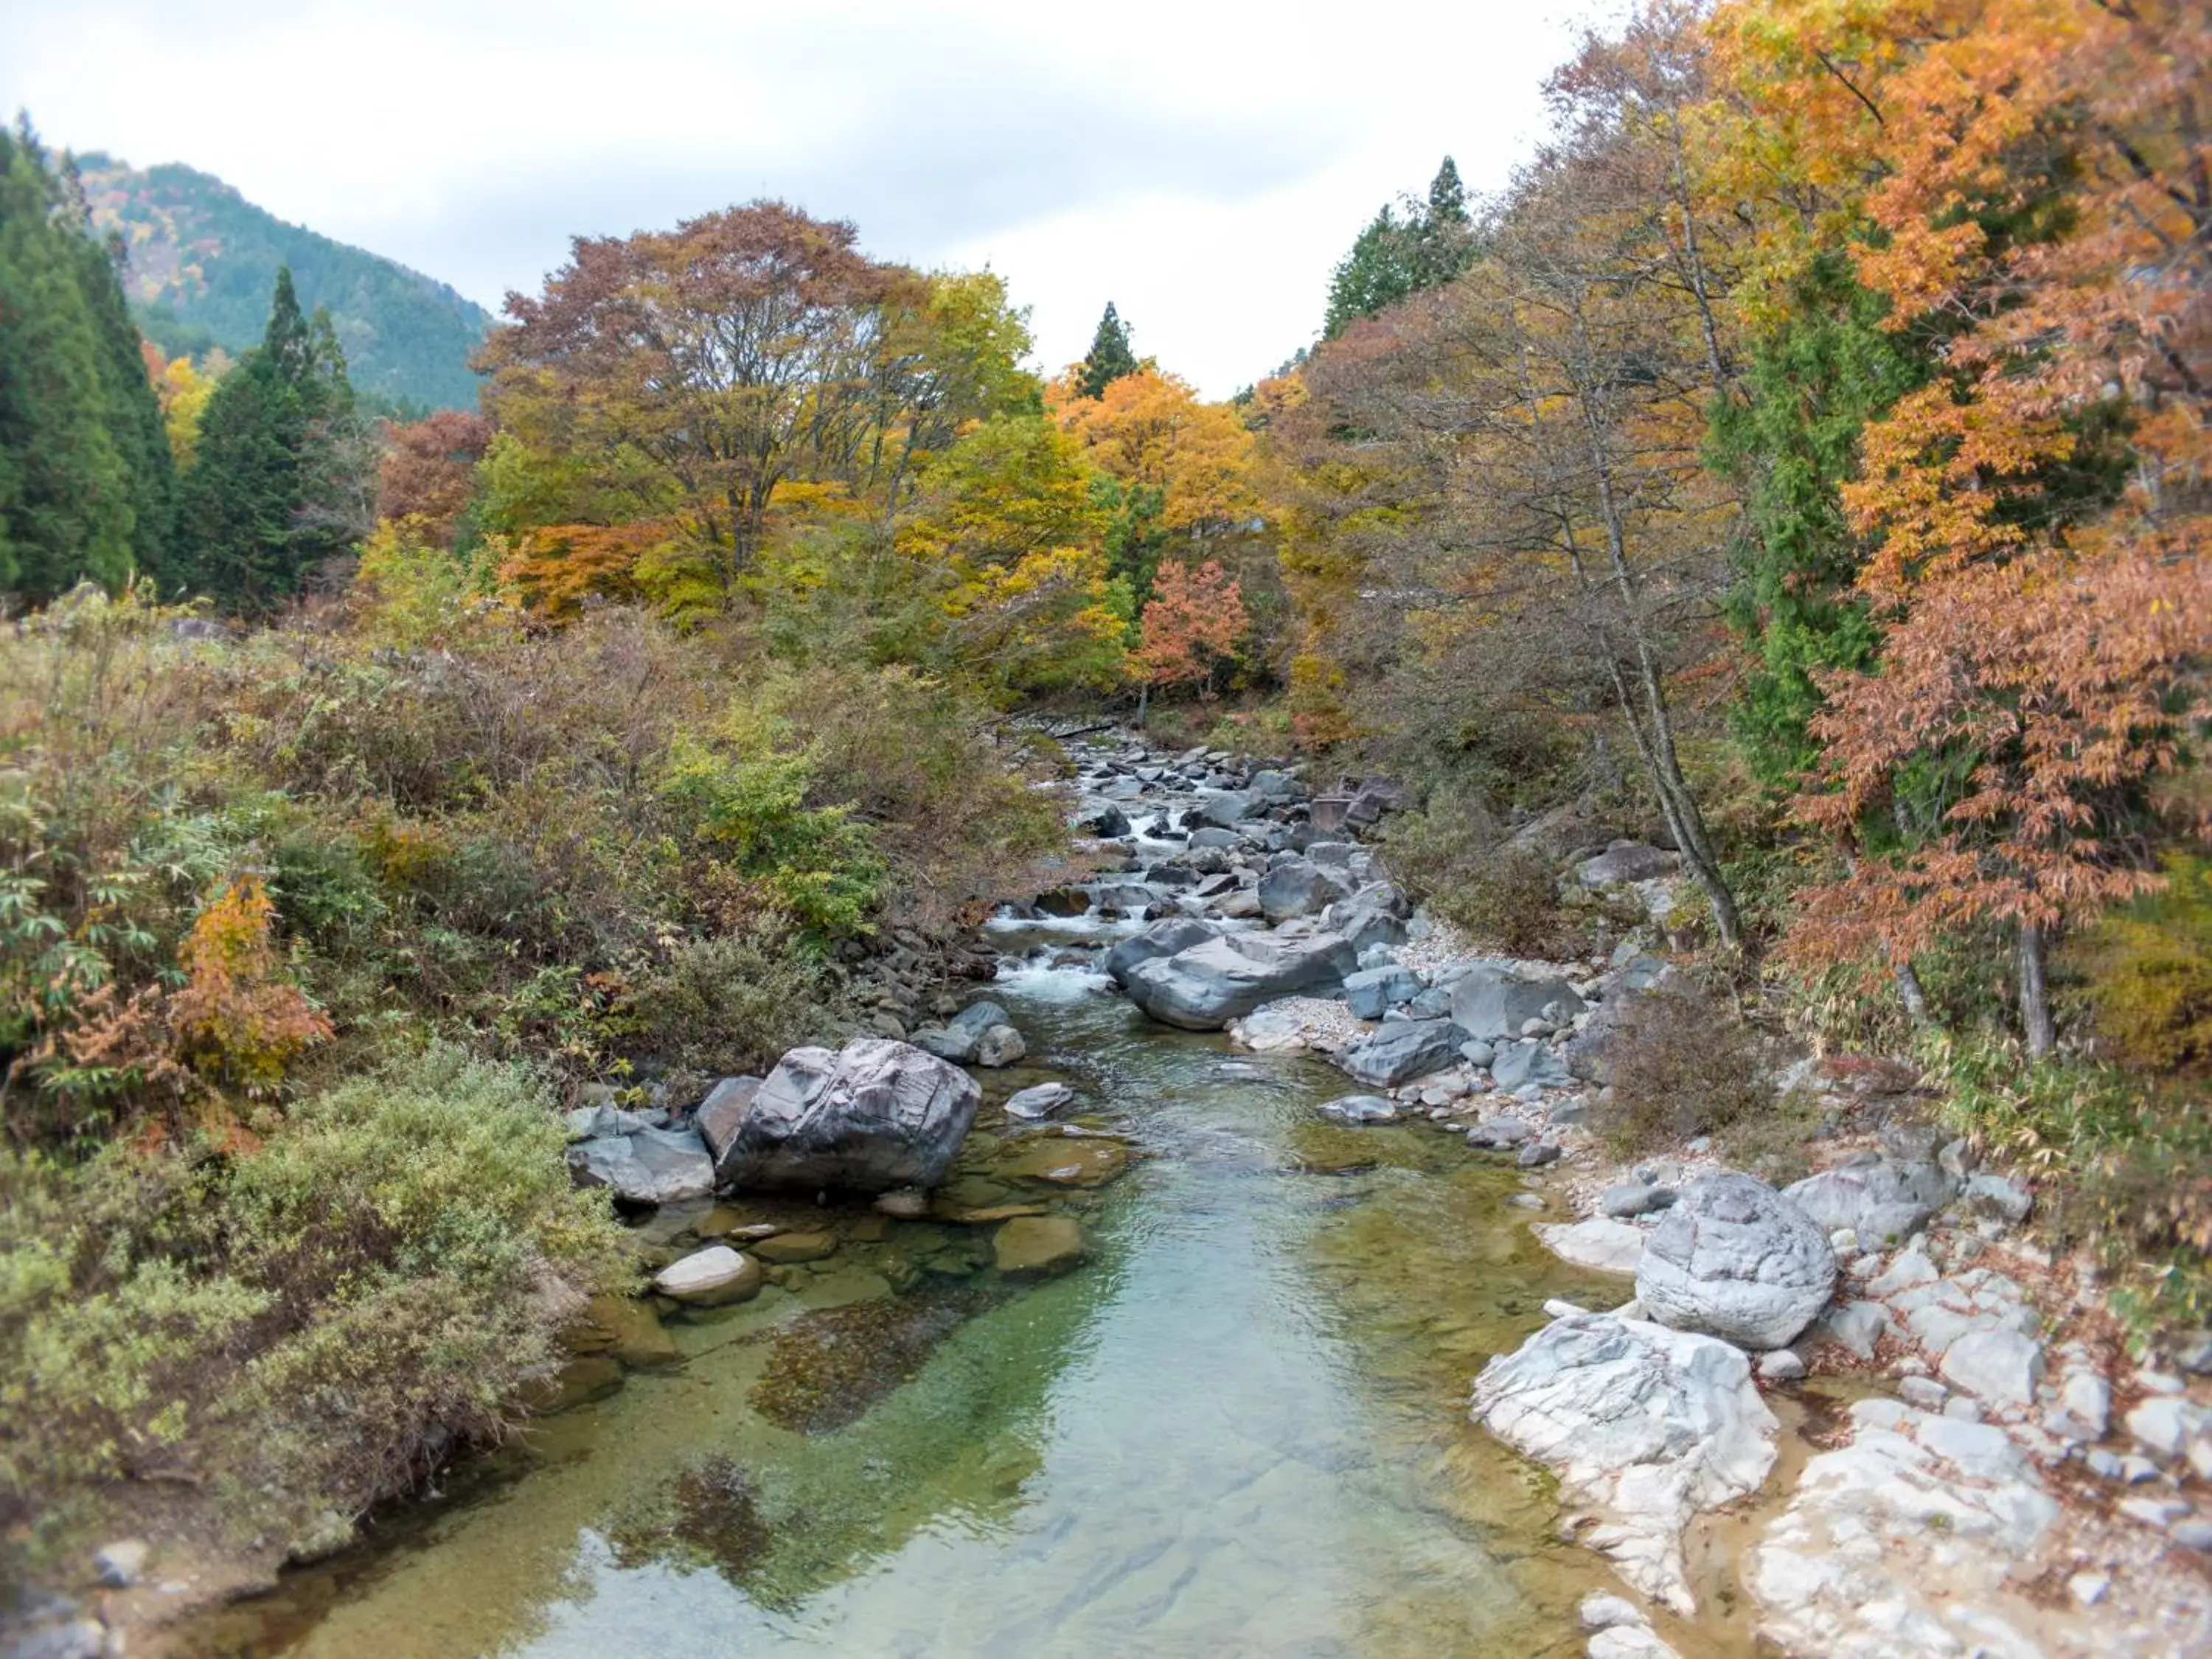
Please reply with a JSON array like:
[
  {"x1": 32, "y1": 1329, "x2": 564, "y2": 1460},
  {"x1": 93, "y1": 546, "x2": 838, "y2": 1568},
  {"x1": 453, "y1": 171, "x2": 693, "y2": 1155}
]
[
  {"x1": 1077, "y1": 302, "x2": 1138, "y2": 400},
  {"x1": 1412, "y1": 156, "x2": 1478, "y2": 288},
  {"x1": 179, "y1": 266, "x2": 361, "y2": 608},
  {"x1": 1323, "y1": 157, "x2": 1478, "y2": 338},
  {"x1": 0, "y1": 126, "x2": 141, "y2": 599}
]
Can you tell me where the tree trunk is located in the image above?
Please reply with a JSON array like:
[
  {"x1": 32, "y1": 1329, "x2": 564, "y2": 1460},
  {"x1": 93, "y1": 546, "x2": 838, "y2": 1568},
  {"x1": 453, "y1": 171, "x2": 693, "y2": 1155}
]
[
  {"x1": 1136, "y1": 681, "x2": 1150, "y2": 727},
  {"x1": 2018, "y1": 922, "x2": 2056, "y2": 1058},
  {"x1": 1893, "y1": 957, "x2": 1933, "y2": 1028}
]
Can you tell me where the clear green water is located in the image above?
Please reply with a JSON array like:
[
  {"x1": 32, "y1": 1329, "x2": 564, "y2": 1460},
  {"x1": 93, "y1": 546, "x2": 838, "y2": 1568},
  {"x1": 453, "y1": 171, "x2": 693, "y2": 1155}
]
[{"x1": 184, "y1": 952, "x2": 1636, "y2": 1658}]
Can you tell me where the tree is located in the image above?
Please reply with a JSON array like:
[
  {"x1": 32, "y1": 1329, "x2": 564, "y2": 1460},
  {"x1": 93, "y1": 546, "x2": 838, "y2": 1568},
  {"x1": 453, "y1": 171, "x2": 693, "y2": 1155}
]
[
  {"x1": 1323, "y1": 157, "x2": 1481, "y2": 338},
  {"x1": 376, "y1": 409, "x2": 493, "y2": 546},
  {"x1": 178, "y1": 266, "x2": 362, "y2": 608},
  {"x1": 481, "y1": 202, "x2": 918, "y2": 590},
  {"x1": 1077, "y1": 302, "x2": 1138, "y2": 400},
  {"x1": 1135, "y1": 557, "x2": 1248, "y2": 703},
  {"x1": 0, "y1": 125, "x2": 173, "y2": 600}
]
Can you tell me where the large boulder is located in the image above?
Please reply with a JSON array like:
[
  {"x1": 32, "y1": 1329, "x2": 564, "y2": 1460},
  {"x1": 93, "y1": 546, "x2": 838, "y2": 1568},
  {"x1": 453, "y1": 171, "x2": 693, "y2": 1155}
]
[
  {"x1": 1193, "y1": 791, "x2": 1254, "y2": 829},
  {"x1": 1338, "y1": 1018, "x2": 1464, "y2": 1088},
  {"x1": 695, "y1": 1076, "x2": 763, "y2": 1185},
  {"x1": 1474, "y1": 1311, "x2": 1778, "y2": 1614},
  {"x1": 566, "y1": 1126, "x2": 715, "y2": 1207},
  {"x1": 711, "y1": 1037, "x2": 981, "y2": 1192},
  {"x1": 1450, "y1": 964, "x2": 1587, "y2": 1040},
  {"x1": 1321, "y1": 883, "x2": 1412, "y2": 953},
  {"x1": 1123, "y1": 932, "x2": 1357, "y2": 1031},
  {"x1": 1103, "y1": 916, "x2": 1222, "y2": 987},
  {"x1": 1576, "y1": 841, "x2": 1681, "y2": 888},
  {"x1": 1635, "y1": 1174, "x2": 1837, "y2": 1350},
  {"x1": 1257, "y1": 858, "x2": 1352, "y2": 924},
  {"x1": 1492, "y1": 1037, "x2": 1574, "y2": 1092},
  {"x1": 1783, "y1": 1158, "x2": 1957, "y2": 1246}
]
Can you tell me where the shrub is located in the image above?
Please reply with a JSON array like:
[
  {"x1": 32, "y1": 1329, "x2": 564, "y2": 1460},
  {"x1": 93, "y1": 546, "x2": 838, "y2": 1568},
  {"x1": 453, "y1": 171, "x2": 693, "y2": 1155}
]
[
  {"x1": 2067, "y1": 853, "x2": 2212, "y2": 1074},
  {"x1": 1384, "y1": 793, "x2": 1575, "y2": 956},
  {"x1": 1593, "y1": 976, "x2": 1776, "y2": 1158},
  {"x1": 630, "y1": 923, "x2": 844, "y2": 1077},
  {"x1": 0, "y1": 1043, "x2": 628, "y2": 1554}
]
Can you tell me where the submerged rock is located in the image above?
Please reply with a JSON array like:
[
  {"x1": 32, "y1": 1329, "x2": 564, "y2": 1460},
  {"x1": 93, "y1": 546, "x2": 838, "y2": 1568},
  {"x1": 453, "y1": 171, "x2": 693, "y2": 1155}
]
[
  {"x1": 714, "y1": 1038, "x2": 981, "y2": 1192},
  {"x1": 1318, "y1": 1093, "x2": 1398, "y2": 1125},
  {"x1": 996, "y1": 1135, "x2": 1130, "y2": 1188},
  {"x1": 654, "y1": 1245, "x2": 764, "y2": 1307},
  {"x1": 1473, "y1": 1310, "x2": 1778, "y2": 1615},
  {"x1": 1636, "y1": 1174, "x2": 1837, "y2": 1351},
  {"x1": 992, "y1": 1214, "x2": 1088, "y2": 1276}
]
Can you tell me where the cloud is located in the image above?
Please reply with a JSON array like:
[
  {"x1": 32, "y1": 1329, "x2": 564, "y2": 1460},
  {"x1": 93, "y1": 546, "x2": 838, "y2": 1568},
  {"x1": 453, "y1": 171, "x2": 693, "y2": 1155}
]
[{"x1": 1, "y1": 0, "x2": 1596, "y2": 394}]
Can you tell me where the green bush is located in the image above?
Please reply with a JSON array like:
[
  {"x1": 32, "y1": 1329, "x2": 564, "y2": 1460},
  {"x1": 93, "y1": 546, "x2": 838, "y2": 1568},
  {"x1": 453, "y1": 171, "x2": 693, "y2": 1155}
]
[
  {"x1": 1382, "y1": 792, "x2": 1577, "y2": 956},
  {"x1": 0, "y1": 1043, "x2": 628, "y2": 1554},
  {"x1": 2067, "y1": 853, "x2": 2212, "y2": 1074},
  {"x1": 1593, "y1": 976, "x2": 1780, "y2": 1161},
  {"x1": 631, "y1": 923, "x2": 844, "y2": 1077}
]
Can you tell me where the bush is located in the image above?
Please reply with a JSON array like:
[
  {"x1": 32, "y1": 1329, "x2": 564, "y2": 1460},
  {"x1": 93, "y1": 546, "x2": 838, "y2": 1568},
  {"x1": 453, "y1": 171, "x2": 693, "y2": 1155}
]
[
  {"x1": 1593, "y1": 975, "x2": 1777, "y2": 1159},
  {"x1": 2067, "y1": 853, "x2": 2212, "y2": 1074},
  {"x1": 0, "y1": 1042, "x2": 628, "y2": 1554},
  {"x1": 631, "y1": 923, "x2": 844, "y2": 1077},
  {"x1": 1383, "y1": 793, "x2": 1576, "y2": 957}
]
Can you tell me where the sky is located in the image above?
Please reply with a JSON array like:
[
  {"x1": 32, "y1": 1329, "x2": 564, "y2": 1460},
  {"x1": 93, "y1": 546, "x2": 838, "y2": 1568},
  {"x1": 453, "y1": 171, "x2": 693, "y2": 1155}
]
[{"x1": 2, "y1": 0, "x2": 1613, "y2": 399}]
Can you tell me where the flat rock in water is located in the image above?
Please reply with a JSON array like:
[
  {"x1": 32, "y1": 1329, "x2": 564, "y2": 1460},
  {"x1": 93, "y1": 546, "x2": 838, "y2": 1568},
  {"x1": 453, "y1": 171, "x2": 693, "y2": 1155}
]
[
  {"x1": 1473, "y1": 1310, "x2": 1777, "y2": 1615},
  {"x1": 1004, "y1": 1082, "x2": 1076, "y2": 1121},
  {"x1": 1537, "y1": 1217, "x2": 1649, "y2": 1275},
  {"x1": 751, "y1": 1230, "x2": 837, "y2": 1265},
  {"x1": 1318, "y1": 1093, "x2": 1397, "y2": 1125},
  {"x1": 1636, "y1": 1174, "x2": 1836, "y2": 1351},
  {"x1": 992, "y1": 1214, "x2": 1088, "y2": 1276},
  {"x1": 997, "y1": 1137, "x2": 1130, "y2": 1188},
  {"x1": 1124, "y1": 931, "x2": 1357, "y2": 1031},
  {"x1": 653, "y1": 1245, "x2": 763, "y2": 1306}
]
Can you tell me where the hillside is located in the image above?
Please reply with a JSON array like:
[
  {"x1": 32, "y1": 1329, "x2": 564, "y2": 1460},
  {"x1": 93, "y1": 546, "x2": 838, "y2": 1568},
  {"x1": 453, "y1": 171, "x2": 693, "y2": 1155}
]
[{"x1": 74, "y1": 151, "x2": 492, "y2": 411}]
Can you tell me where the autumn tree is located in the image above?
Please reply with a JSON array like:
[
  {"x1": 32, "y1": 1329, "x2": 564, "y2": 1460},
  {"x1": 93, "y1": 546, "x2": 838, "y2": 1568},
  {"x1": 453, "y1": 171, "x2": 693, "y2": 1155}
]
[
  {"x1": 1135, "y1": 557, "x2": 1248, "y2": 712},
  {"x1": 376, "y1": 409, "x2": 493, "y2": 546}
]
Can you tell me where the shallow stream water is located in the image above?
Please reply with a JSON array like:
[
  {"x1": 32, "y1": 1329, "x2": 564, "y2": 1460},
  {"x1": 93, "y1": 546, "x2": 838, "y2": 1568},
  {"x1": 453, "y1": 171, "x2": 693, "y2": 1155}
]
[{"x1": 184, "y1": 937, "x2": 1660, "y2": 1658}]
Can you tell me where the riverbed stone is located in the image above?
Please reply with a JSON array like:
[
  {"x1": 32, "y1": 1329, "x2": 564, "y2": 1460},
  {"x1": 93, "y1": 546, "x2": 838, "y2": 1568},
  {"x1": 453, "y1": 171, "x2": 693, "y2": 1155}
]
[
  {"x1": 1259, "y1": 857, "x2": 1353, "y2": 923},
  {"x1": 1636, "y1": 1174, "x2": 1837, "y2": 1351},
  {"x1": 997, "y1": 1135, "x2": 1130, "y2": 1188},
  {"x1": 653, "y1": 1245, "x2": 763, "y2": 1306},
  {"x1": 1319, "y1": 1093, "x2": 1398, "y2": 1125},
  {"x1": 1104, "y1": 916, "x2": 1222, "y2": 987},
  {"x1": 1938, "y1": 1327, "x2": 2046, "y2": 1408},
  {"x1": 566, "y1": 1125, "x2": 716, "y2": 1208},
  {"x1": 715, "y1": 1038, "x2": 981, "y2": 1192},
  {"x1": 1474, "y1": 1310, "x2": 1778, "y2": 1615},
  {"x1": 1747, "y1": 1397, "x2": 2059, "y2": 1659},
  {"x1": 972, "y1": 1023, "x2": 1026, "y2": 1068},
  {"x1": 1783, "y1": 1159, "x2": 1955, "y2": 1246},
  {"x1": 1537, "y1": 1217, "x2": 1649, "y2": 1275},
  {"x1": 751, "y1": 1230, "x2": 837, "y2": 1265},
  {"x1": 1124, "y1": 931, "x2": 1357, "y2": 1030},
  {"x1": 1450, "y1": 964, "x2": 1588, "y2": 1041},
  {"x1": 992, "y1": 1214, "x2": 1088, "y2": 1276},
  {"x1": 1338, "y1": 1018, "x2": 1464, "y2": 1088},
  {"x1": 1603, "y1": 1182, "x2": 1675, "y2": 1220},
  {"x1": 1492, "y1": 1037, "x2": 1575, "y2": 1092},
  {"x1": 1343, "y1": 963, "x2": 1423, "y2": 1019},
  {"x1": 1004, "y1": 1082, "x2": 1076, "y2": 1121}
]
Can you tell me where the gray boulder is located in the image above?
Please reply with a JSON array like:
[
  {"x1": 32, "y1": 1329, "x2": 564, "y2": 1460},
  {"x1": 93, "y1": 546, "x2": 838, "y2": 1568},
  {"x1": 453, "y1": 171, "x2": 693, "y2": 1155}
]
[
  {"x1": 1636, "y1": 1173, "x2": 1837, "y2": 1350},
  {"x1": 1104, "y1": 916, "x2": 1222, "y2": 987},
  {"x1": 973, "y1": 1023, "x2": 1026, "y2": 1067},
  {"x1": 1784, "y1": 1159, "x2": 1956, "y2": 1245},
  {"x1": 1124, "y1": 931, "x2": 1357, "y2": 1030},
  {"x1": 1576, "y1": 841, "x2": 1682, "y2": 888},
  {"x1": 1321, "y1": 883, "x2": 1413, "y2": 953},
  {"x1": 1343, "y1": 964, "x2": 1422, "y2": 1019},
  {"x1": 1338, "y1": 1018, "x2": 1464, "y2": 1088},
  {"x1": 911, "y1": 999, "x2": 1019, "y2": 1065},
  {"x1": 1450, "y1": 964, "x2": 1588, "y2": 1041},
  {"x1": 1492, "y1": 1037, "x2": 1576, "y2": 1092},
  {"x1": 695, "y1": 1076, "x2": 763, "y2": 1184},
  {"x1": 1004, "y1": 1082, "x2": 1075, "y2": 1121},
  {"x1": 566, "y1": 1125, "x2": 716, "y2": 1207},
  {"x1": 1258, "y1": 858, "x2": 1352, "y2": 923},
  {"x1": 1194, "y1": 791, "x2": 1254, "y2": 829},
  {"x1": 712, "y1": 1037, "x2": 981, "y2": 1192}
]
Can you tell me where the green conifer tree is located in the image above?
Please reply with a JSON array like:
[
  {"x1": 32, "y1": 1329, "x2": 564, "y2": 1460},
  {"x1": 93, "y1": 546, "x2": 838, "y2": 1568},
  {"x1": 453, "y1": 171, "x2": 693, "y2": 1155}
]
[
  {"x1": 1323, "y1": 158, "x2": 1478, "y2": 339},
  {"x1": 179, "y1": 266, "x2": 361, "y2": 608},
  {"x1": 1077, "y1": 302, "x2": 1138, "y2": 400},
  {"x1": 0, "y1": 127, "x2": 139, "y2": 599}
]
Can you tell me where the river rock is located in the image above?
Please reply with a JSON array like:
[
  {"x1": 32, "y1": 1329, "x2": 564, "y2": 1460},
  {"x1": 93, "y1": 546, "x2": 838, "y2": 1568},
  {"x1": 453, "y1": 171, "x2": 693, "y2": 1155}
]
[
  {"x1": 1004, "y1": 1082, "x2": 1076, "y2": 1121},
  {"x1": 1474, "y1": 1310, "x2": 1778, "y2": 1614},
  {"x1": 653, "y1": 1245, "x2": 763, "y2": 1306},
  {"x1": 1749, "y1": 1397, "x2": 2059, "y2": 1658},
  {"x1": 1603, "y1": 1182, "x2": 1675, "y2": 1219},
  {"x1": 1319, "y1": 1093, "x2": 1398, "y2": 1125},
  {"x1": 566, "y1": 1125, "x2": 716, "y2": 1207},
  {"x1": 1537, "y1": 1217, "x2": 1649, "y2": 1275},
  {"x1": 1782, "y1": 1158, "x2": 1955, "y2": 1246},
  {"x1": 751, "y1": 1230, "x2": 837, "y2": 1265},
  {"x1": 1258, "y1": 858, "x2": 1353, "y2": 923},
  {"x1": 1104, "y1": 917, "x2": 1221, "y2": 986},
  {"x1": 1468, "y1": 1114, "x2": 1537, "y2": 1149},
  {"x1": 998, "y1": 1135, "x2": 1130, "y2": 1187},
  {"x1": 1343, "y1": 963, "x2": 1422, "y2": 1019},
  {"x1": 1961, "y1": 1171, "x2": 2034, "y2": 1223},
  {"x1": 1194, "y1": 791, "x2": 1253, "y2": 828},
  {"x1": 1492, "y1": 1037, "x2": 1574, "y2": 1092},
  {"x1": 1321, "y1": 883, "x2": 1413, "y2": 953},
  {"x1": 1450, "y1": 964, "x2": 1588, "y2": 1041},
  {"x1": 911, "y1": 1000, "x2": 1020, "y2": 1065},
  {"x1": 714, "y1": 1038, "x2": 981, "y2": 1192},
  {"x1": 1124, "y1": 931, "x2": 1357, "y2": 1030},
  {"x1": 992, "y1": 1214, "x2": 1088, "y2": 1276},
  {"x1": 1338, "y1": 1018, "x2": 1464, "y2": 1088},
  {"x1": 695, "y1": 1076, "x2": 763, "y2": 1183},
  {"x1": 972, "y1": 1023, "x2": 1026, "y2": 1067},
  {"x1": 1636, "y1": 1174, "x2": 1837, "y2": 1350}
]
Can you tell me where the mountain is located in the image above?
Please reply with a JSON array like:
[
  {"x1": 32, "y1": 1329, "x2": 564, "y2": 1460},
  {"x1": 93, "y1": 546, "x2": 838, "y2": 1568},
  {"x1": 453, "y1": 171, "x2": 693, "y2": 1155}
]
[{"x1": 74, "y1": 153, "x2": 493, "y2": 412}]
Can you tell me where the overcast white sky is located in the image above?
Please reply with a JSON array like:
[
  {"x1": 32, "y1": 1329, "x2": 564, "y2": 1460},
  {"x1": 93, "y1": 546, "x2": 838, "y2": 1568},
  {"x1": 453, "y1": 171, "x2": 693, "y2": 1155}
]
[{"x1": 4, "y1": 0, "x2": 1612, "y2": 398}]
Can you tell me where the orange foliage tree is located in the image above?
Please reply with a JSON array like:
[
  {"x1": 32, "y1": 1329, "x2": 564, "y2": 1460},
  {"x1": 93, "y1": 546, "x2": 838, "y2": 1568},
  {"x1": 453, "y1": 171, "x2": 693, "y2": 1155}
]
[{"x1": 1135, "y1": 558, "x2": 1248, "y2": 705}]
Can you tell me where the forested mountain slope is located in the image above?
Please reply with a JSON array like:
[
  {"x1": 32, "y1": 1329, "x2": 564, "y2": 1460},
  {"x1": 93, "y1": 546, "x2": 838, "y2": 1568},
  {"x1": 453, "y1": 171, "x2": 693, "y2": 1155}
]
[{"x1": 75, "y1": 152, "x2": 490, "y2": 411}]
